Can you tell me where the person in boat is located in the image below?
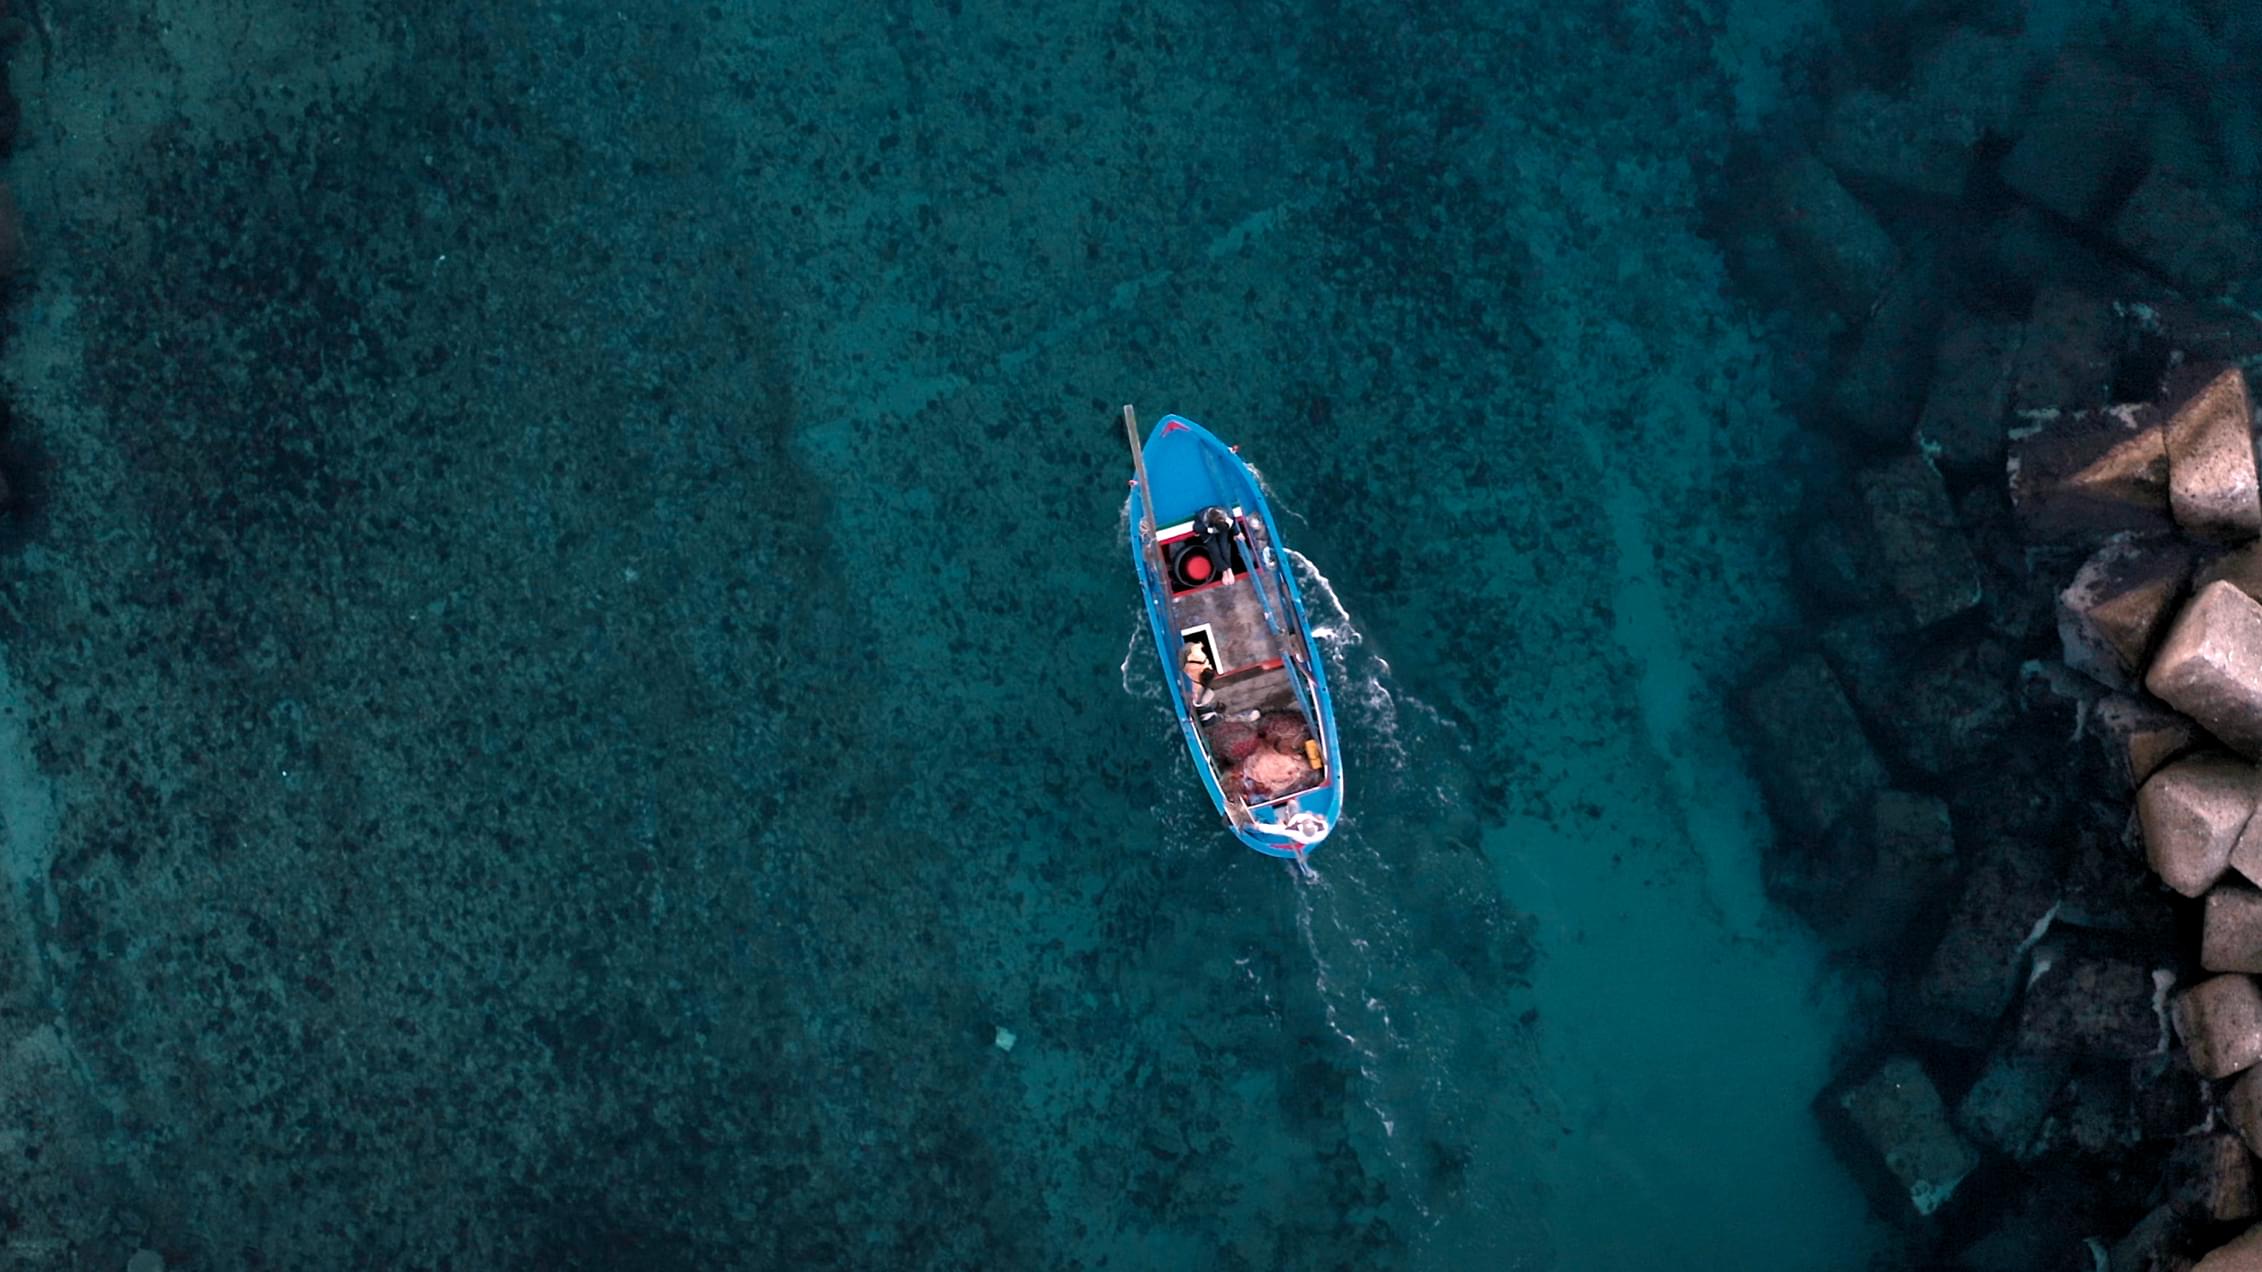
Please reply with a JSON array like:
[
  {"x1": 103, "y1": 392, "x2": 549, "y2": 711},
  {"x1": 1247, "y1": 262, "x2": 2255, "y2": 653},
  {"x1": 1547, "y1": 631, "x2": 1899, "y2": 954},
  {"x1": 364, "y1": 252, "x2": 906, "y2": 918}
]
[
  {"x1": 1181, "y1": 639, "x2": 1218, "y2": 721},
  {"x1": 1195, "y1": 506, "x2": 1237, "y2": 585}
]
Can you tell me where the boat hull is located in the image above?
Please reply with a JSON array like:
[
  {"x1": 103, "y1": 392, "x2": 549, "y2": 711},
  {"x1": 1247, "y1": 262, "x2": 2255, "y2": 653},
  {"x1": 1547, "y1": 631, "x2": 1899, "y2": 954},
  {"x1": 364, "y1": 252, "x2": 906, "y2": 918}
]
[{"x1": 1129, "y1": 415, "x2": 1343, "y2": 858}]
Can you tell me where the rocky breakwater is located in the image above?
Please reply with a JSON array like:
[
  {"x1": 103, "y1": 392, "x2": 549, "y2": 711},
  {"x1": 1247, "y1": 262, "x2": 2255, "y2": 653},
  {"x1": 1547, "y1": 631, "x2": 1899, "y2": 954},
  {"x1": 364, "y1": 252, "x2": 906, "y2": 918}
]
[
  {"x1": 2053, "y1": 362, "x2": 2262, "y2": 1258},
  {"x1": 1718, "y1": 5, "x2": 2262, "y2": 1267},
  {"x1": 1762, "y1": 337, "x2": 2262, "y2": 1268},
  {"x1": 2028, "y1": 359, "x2": 2262, "y2": 1270}
]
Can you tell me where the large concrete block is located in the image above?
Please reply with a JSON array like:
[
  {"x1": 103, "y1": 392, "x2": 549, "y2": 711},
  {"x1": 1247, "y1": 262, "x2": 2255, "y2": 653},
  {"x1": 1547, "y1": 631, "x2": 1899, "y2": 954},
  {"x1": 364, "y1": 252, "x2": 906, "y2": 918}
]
[
  {"x1": 2205, "y1": 1137, "x2": 2262, "y2": 1244},
  {"x1": 2174, "y1": 974, "x2": 2262, "y2": 1079},
  {"x1": 1739, "y1": 653, "x2": 1888, "y2": 839},
  {"x1": 2164, "y1": 366, "x2": 2262, "y2": 541},
  {"x1": 2026, "y1": 1070, "x2": 2144, "y2": 1161},
  {"x1": 1821, "y1": 620, "x2": 2017, "y2": 780},
  {"x1": 1775, "y1": 788, "x2": 1954, "y2": 950},
  {"x1": 2170, "y1": 1132, "x2": 2260, "y2": 1224},
  {"x1": 2134, "y1": 1048, "x2": 2210, "y2": 1143},
  {"x1": 2059, "y1": 814, "x2": 2176, "y2": 941},
  {"x1": 1916, "y1": 311, "x2": 2022, "y2": 478},
  {"x1": 2059, "y1": 536, "x2": 2195, "y2": 689},
  {"x1": 2147, "y1": 582, "x2": 2262, "y2": 758},
  {"x1": 1955, "y1": 1046, "x2": 2070, "y2": 1159},
  {"x1": 2135, "y1": 297, "x2": 2262, "y2": 367},
  {"x1": 1834, "y1": 1055, "x2": 1980, "y2": 1219},
  {"x1": 1827, "y1": 253, "x2": 1944, "y2": 448},
  {"x1": 1812, "y1": 617, "x2": 1898, "y2": 723},
  {"x1": 1820, "y1": 87, "x2": 1979, "y2": 201},
  {"x1": 2015, "y1": 950, "x2": 2165, "y2": 1060},
  {"x1": 1999, "y1": 50, "x2": 2153, "y2": 225},
  {"x1": 2115, "y1": 166, "x2": 2262, "y2": 300},
  {"x1": 1790, "y1": 492, "x2": 1886, "y2": 616},
  {"x1": 1856, "y1": 453, "x2": 1982, "y2": 628},
  {"x1": 1769, "y1": 155, "x2": 1900, "y2": 318},
  {"x1": 1984, "y1": 206, "x2": 2132, "y2": 302},
  {"x1": 1964, "y1": 484, "x2": 2077, "y2": 646},
  {"x1": 2009, "y1": 405, "x2": 2172, "y2": 543},
  {"x1": 2136, "y1": 753, "x2": 2256, "y2": 896},
  {"x1": 2011, "y1": 288, "x2": 2126, "y2": 414},
  {"x1": 2208, "y1": 881, "x2": 2262, "y2": 974},
  {"x1": 1942, "y1": 747, "x2": 2072, "y2": 873},
  {"x1": 1852, "y1": 790, "x2": 1956, "y2": 943},
  {"x1": 2091, "y1": 693, "x2": 2201, "y2": 788},
  {"x1": 2228, "y1": 1067, "x2": 2262, "y2": 1158},
  {"x1": 1891, "y1": 639, "x2": 2018, "y2": 775},
  {"x1": 1914, "y1": 838, "x2": 2061, "y2": 1045}
]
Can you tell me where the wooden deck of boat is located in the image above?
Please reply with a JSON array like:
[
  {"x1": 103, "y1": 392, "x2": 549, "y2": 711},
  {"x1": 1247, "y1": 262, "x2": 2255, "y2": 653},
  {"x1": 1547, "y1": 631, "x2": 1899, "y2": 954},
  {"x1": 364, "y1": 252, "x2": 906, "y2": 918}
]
[
  {"x1": 1165, "y1": 563, "x2": 1322, "y2": 798},
  {"x1": 1167, "y1": 572, "x2": 1283, "y2": 680}
]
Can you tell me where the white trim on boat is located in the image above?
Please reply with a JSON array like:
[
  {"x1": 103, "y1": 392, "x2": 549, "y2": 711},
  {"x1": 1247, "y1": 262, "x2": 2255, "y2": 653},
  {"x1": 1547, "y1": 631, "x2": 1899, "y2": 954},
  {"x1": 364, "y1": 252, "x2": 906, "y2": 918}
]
[{"x1": 1155, "y1": 505, "x2": 1245, "y2": 543}]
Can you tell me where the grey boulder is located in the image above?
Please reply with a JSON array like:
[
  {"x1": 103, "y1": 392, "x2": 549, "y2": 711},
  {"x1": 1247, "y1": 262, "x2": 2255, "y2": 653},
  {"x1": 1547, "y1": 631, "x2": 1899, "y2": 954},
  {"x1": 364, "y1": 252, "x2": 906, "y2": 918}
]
[
  {"x1": 1834, "y1": 1054, "x2": 1980, "y2": 1218},
  {"x1": 2137, "y1": 753, "x2": 2257, "y2": 897},
  {"x1": 2163, "y1": 365, "x2": 2262, "y2": 541},
  {"x1": 2090, "y1": 693, "x2": 2201, "y2": 788},
  {"x1": 2059, "y1": 536, "x2": 2194, "y2": 689},
  {"x1": 2208, "y1": 881, "x2": 2262, "y2": 974},
  {"x1": 2174, "y1": 974, "x2": 2262, "y2": 1079},
  {"x1": 2008, "y1": 404, "x2": 2173, "y2": 543},
  {"x1": 2149, "y1": 582, "x2": 2262, "y2": 759}
]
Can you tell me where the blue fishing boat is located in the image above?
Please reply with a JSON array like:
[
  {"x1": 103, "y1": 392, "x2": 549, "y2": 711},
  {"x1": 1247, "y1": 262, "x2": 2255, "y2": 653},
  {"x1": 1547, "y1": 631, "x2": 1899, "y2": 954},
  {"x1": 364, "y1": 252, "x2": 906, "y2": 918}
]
[{"x1": 1124, "y1": 406, "x2": 1343, "y2": 858}]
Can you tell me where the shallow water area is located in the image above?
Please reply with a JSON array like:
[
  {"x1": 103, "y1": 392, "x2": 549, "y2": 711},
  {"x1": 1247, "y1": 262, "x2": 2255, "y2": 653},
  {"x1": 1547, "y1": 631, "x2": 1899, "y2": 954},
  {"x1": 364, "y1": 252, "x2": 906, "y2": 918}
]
[{"x1": 0, "y1": 0, "x2": 1917, "y2": 1267}]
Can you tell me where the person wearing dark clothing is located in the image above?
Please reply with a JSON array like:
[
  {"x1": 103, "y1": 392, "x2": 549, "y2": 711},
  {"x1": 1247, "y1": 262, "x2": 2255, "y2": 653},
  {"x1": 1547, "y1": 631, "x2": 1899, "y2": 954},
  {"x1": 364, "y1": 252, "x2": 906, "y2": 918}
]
[{"x1": 1195, "y1": 506, "x2": 1237, "y2": 586}]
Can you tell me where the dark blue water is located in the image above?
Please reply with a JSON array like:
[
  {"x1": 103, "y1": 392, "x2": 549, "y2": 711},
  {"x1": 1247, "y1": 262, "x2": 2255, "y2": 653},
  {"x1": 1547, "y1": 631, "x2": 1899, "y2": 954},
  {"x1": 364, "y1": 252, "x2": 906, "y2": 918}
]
[{"x1": 3, "y1": 0, "x2": 2230, "y2": 1268}]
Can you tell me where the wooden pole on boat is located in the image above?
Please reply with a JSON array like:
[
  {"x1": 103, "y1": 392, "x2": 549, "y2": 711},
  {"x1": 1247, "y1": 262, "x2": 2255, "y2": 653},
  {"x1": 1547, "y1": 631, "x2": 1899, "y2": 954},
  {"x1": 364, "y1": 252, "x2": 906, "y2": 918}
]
[{"x1": 1123, "y1": 404, "x2": 1156, "y2": 547}]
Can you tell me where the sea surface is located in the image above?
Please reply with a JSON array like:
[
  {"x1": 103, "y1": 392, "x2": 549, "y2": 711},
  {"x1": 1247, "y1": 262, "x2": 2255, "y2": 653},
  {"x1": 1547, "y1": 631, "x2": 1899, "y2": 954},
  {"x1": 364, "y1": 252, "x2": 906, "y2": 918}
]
[{"x1": 0, "y1": 1, "x2": 1901, "y2": 1267}]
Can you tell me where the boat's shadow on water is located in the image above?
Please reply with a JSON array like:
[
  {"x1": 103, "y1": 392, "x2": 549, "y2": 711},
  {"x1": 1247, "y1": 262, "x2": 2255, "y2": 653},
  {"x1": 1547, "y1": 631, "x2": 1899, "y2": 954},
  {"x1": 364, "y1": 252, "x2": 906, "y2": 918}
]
[{"x1": 1122, "y1": 557, "x2": 1556, "y2": 1267}]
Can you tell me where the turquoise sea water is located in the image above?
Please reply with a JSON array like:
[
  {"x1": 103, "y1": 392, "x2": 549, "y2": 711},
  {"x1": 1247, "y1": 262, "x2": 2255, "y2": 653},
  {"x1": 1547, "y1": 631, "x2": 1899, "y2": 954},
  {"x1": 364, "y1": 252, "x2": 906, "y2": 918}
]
[{"x1": 0, "y1": 0, "x2": 1971, "y2": 1267}]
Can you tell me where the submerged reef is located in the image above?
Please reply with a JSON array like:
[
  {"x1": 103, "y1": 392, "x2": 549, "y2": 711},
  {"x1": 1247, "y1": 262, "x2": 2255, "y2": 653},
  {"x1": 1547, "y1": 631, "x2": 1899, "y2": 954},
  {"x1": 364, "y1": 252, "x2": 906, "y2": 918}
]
[{"x1": 1725, "y1": 1, "x2": 2262, "y2": 1266}]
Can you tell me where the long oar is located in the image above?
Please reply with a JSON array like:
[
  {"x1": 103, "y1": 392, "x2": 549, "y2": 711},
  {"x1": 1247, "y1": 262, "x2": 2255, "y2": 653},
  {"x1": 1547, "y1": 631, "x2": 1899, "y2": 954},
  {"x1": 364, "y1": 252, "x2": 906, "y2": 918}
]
[
  {"x1": 1123, "y1": 404, "x2": 1157, "y2": 550},
  {"x1": 1126, "y1": 404, "x2": 1194, "y2": 730},
  {"x1": 1125, "y1": 405, "x2": 1186, "y2": 701}
]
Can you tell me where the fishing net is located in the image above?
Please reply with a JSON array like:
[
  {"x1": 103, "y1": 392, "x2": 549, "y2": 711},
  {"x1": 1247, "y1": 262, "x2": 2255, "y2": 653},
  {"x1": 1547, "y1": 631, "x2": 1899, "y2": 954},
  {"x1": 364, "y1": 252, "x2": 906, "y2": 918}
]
[
  {"x1": 1211, "y1": 721, "x2": 1261, "y2": 761},
  {"x1": 1259, "y1": 711, "x2": 1311, "y2": 751}
]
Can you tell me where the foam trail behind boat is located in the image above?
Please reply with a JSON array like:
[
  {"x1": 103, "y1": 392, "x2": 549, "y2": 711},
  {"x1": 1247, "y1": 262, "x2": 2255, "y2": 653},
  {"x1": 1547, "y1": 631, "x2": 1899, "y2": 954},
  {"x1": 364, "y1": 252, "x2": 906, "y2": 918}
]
[
  {"x1": 1260, "y1": 543, "x2": 1551, "y2": 1265},
  {"x1": 1120, "y1": 615, "x2": 1159, "y2": 702},
  {"x1": 1126, "y1": 471, "x2": 1553, "y2": 1257},
  {"x1": 1290, "y1": 547, "x2": 1460, "y2": 778}
]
